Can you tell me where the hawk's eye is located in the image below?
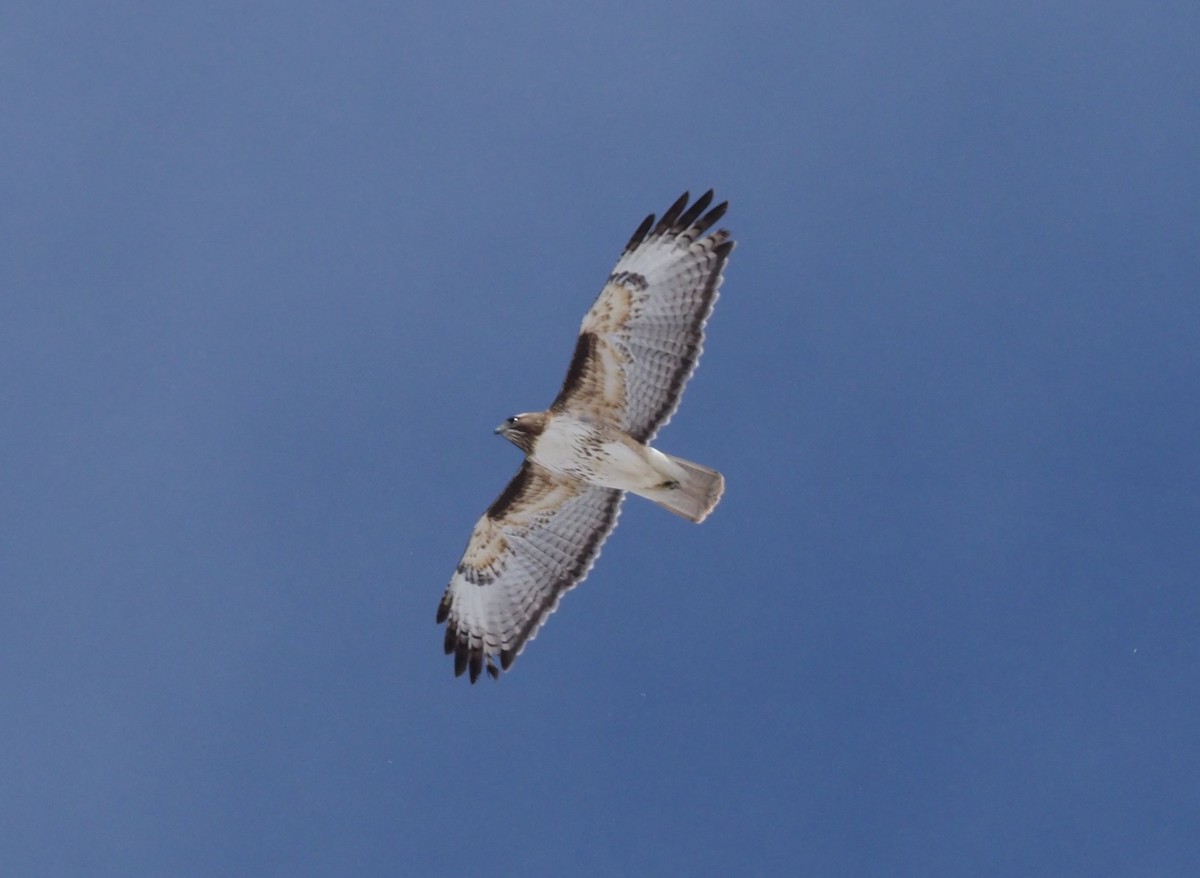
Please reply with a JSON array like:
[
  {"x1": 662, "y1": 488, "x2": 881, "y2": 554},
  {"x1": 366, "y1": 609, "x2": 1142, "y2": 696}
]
[{"x1": 508, "y1": 416, "x2": 519, "y2": 424}]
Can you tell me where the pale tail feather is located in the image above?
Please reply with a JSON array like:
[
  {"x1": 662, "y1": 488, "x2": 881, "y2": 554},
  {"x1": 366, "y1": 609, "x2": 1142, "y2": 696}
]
[{"x1": 636, "y1": 454, "x2": 725, "y2": 523}]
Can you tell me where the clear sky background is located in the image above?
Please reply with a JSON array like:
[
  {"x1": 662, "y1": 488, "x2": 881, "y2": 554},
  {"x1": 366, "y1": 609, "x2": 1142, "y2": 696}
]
[{"x1": 4, "y1": 2, "x2": 1199, "y2": 875}]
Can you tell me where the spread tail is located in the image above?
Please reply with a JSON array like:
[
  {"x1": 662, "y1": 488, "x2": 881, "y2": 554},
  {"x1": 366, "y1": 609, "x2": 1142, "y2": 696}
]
[{"x1": 638, "y1": 454, "x2": 724, "y2": 523}]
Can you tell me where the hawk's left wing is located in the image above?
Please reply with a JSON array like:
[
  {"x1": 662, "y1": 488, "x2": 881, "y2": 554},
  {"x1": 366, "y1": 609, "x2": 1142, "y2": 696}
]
[
  {"x1": 551, "y1": 190, "x2": 734, "y2": 443},
  {"x1": 436, "y1": 461, "x2": 624, "y2": 682}
]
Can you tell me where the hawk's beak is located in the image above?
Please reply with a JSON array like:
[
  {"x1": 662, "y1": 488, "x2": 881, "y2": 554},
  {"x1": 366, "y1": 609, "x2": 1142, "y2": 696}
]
[{"x1": 494, "y1": 423, "x2": 506, "y2": 435}]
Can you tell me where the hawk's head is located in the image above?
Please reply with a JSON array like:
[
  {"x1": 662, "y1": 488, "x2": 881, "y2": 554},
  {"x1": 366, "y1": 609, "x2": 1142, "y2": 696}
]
[{"x1": 495, "y1": 412, "x2": 547, "y2": 454}]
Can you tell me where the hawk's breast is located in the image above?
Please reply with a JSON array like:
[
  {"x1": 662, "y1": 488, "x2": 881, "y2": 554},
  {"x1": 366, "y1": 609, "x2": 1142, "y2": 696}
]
[{"x1": 531, "y1": 416, "x2": 660, "y2": 491}]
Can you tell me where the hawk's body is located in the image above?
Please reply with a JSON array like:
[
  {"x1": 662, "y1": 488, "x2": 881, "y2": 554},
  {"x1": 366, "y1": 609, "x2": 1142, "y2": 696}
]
[
  {"x1": 437, "y1": 191, "x2": 734, "y2": 682},
  {"x1": 520, "y1": 413, "x2": 684, "y2": 493}
]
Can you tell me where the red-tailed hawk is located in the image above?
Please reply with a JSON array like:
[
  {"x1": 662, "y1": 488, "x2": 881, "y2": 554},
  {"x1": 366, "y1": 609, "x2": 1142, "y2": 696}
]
[{"x1": 436, "y1": 191, "x2": 734, "y2": 682}]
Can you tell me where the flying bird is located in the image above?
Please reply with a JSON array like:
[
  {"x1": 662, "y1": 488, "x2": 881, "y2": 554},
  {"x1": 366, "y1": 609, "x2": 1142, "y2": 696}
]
[{"x1": 436, "y1": 191, "x2": 734, "y2": 682}]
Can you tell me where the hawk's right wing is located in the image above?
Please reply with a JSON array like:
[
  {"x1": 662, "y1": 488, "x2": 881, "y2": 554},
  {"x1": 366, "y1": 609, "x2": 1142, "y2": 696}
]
[{"x1": 436, "y1": 462, "x2": 625, "y2": 682}]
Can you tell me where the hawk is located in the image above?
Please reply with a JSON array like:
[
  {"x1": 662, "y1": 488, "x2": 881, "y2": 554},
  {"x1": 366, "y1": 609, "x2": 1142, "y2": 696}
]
[{"x1": 436, "y1": 191, "x2": 734, "y2": 682}]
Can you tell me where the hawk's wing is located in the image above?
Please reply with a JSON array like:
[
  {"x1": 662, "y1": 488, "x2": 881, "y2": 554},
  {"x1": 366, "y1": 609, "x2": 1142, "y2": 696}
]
[
  {"x1": 436, "y1": 461, "x2": 624, "y2": 682},
  {"x1": 551, "y1": 191, "x2": 734, "y2": 443}
]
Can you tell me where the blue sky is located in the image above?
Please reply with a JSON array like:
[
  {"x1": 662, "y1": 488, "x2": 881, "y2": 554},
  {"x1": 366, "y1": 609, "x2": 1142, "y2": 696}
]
[{"x1": 3, "y1": 2, "x2": 1199, "y2": 875}]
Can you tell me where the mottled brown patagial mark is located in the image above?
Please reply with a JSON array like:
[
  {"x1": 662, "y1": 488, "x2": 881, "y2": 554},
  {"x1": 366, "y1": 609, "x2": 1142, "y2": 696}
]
[
  {"x1": 610, "y1": 271, "x2": 648, "y2": 291},
  {"x1": 582, "y1": 281, "x2": 636, "y2": 336},
  {"x1": 458, "y1": 520, "x2": 509, "y2": 586}
]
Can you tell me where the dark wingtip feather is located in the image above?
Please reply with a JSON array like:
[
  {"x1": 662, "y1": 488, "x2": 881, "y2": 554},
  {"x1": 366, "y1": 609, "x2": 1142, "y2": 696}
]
[
  {"x1": 625, "y1": 191, "x2": 728, "y2": 254},
  {"x1": 652, "y1": 191, "x2": 690, "y2": 237},
  {"x1": 674, "y1": 189, "x2": 714, "y2": 231},
  {"x1": 624, "y1": 212, "x2": 655, "y2": 254},
  {"x1": 453, "y1": 643, "x2": 468, "y2": 677},
  {"x1": 500, "y1": 648, "x2": 517, "y2": 670},
  {"x1": 692, "y1": 199, "x2": 729, "y2": 238},
  {"x1": 445, "y1": 631, "x2": 500, "y2": 683},
  {"x1": 435, "y1": 597, "x2": 450, "y2": 624}
]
